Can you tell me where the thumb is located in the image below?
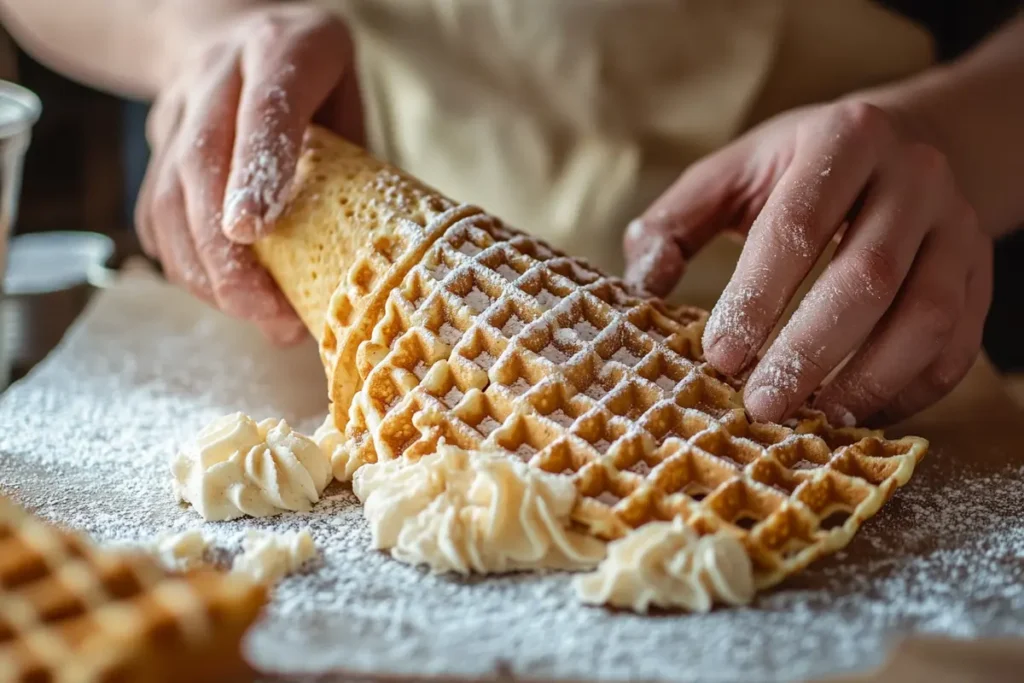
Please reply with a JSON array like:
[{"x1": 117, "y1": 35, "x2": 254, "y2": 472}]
[{"x1": 623, "y1": 144, "x2": 752, "y2": 297}]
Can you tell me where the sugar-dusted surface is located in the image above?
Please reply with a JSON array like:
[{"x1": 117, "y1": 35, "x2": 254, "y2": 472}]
[{"x1": 2, "y1": 274, "x2": 1022, "y2": 683}]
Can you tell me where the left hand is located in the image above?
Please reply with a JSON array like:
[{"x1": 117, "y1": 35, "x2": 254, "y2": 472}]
[{"x1": 623, "y1": 100, "x2": 993, "y2": 427}]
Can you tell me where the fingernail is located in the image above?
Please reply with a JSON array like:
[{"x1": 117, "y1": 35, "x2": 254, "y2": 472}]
[
  {"x1": 222, "y1": 189, "x2": 263, "y2": 243},
  {"x1": 624, "y1": 244, "x2": 660, "y2": 291},
  {"x1": 704, "y1": 334, "x2": 749, "y2": 376},
  {"x1": 745, "y1": 386, "x2": 786, "y2": 424}
]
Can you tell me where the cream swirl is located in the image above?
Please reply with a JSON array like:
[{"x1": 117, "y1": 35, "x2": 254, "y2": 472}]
[
  {"x1": 573, "y1": 517, "x2": 755, "y2": 613},
  {"x1": 231, "y1": 529, "x2": 318, "y2": 584},
  {"x1": 313, "y1": 412, "x2": 365, "y2": 482},
  {"x1": 171, "y1": 413, "x2": 331, "y2": 521},
  {"x1": 352, "y1": 443, "x2": 606, "y2": 574}
]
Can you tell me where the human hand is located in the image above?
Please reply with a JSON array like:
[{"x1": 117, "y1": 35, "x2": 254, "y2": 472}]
[
  {"x1": 624, "y1": 101, "x2": 992, "y2": 426},
  {"x1": 136, "y1": 4, "x2": 362, "y2": 344}
]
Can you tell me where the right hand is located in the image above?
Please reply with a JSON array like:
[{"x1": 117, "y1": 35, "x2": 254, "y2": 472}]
[{"x1": 136, "y1": 4, "x2": 363, "y2": 344}]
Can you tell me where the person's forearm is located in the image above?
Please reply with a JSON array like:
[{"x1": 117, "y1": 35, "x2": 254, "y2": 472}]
[
  {"x1": 859, "y1": 14, "x2": 1024, "y2": 238},
  {"x1": 0, "y1": 0, "x2": 269, "y2": 98}
]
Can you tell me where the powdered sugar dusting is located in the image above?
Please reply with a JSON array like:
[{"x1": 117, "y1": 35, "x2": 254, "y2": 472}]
[
  {"x1": 476, "y1": 416, "x2": 501, "y2": 436},
  {"x1": 501, "y1": 315, "x2": 526, "y2": 336},
  {"x1": 540, "y1": 345, "x2": 570, "y2": 364},
  {"x1": 554, "y1": 329, "x2": 576, "y2": 346},
  {"x1": 514, "y1": 444, "x2": 537, "y2": 461},
  {"x1": 442, "y1": 387, "x2": 464, "y2": 407},
  {"x1": 473, "y1": 351, "x2": 496, "y2": 370},
  {"x1": 509, "y1": 378, "x2": 532, "y2": 395},
  {"x1": 439, "y1": 323, "x2": 462, "y2": 345},
  {"x1": 465, "y1": 288, "x2": 492, "y2": 314},
  {"x1": 610, "y1": 347, "x2": 643, "y2": 367},
  {"x1": 431, "y1": 263, "x2": 451, "y2": 281},
  {"x1": 495, "y1": 265, "x2": 520, "y2": 282},
  {"x1": 629, "y1": 461, "x2": 652, "y2": 476},
  {"x1": 704, "y1": 279, "x2": 763, "y2": 354},
  {"x1": 223, "y1": 82, "x2": 296, "y2": 228},
  {"x1": 548, "y1": 410, "x2": 574, "y2": 428},
  {"x1": 536, "y1": 290, "x2": 562, "y2": 310},
  {"x1": 655, "y1": 376, "x2": 678, "y2": 393},
  {"x1": 2, "y1": 272, "x2": 1022, "y2": 683},
  {"x1": 573, "y1": 321, "x2": 600, "y2": 342}
]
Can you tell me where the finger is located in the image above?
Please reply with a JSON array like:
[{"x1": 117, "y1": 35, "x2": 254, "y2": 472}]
[
  {"x1": 314, "y1": 46, "x2": 365, "y2": 147},
  {"x1": 177, "y1": 54, "x2": 303, "y2": 331},
  {"x1": 812, "y1": 219, "x2": 969, "y2": 425},
  {"x1": 136, "y1": 98, "x2": 183, "y2": 257},
  {"x1": 868, "y1": 228, "x2": 992, "y2": 425},
  {"x1": 743, "y1": 142, "x2": 946, "y2": 423},
  {"x1": 623, "y1": 144, "x2": 751, "y2": 296},
  {"x1": 703, "y1": 103, "x2": 893, "y2": 377},
  {"x1": 223, "y1": 14, "x2": 354, "y2": 243},
  {"x1": 149, "y1": 167, "x2": 215, "y2": 304},
  {"x1": 135, "y1": 160, "x2": 161, "y2": 258}
]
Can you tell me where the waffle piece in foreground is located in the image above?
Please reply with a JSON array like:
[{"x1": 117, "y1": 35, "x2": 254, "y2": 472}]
[
  {"x1": 0, "y1": 497, "x2": 266, "y2": 683},
  {"x1": 261, "y1": 128, "x2": 928, "y2": 590}
]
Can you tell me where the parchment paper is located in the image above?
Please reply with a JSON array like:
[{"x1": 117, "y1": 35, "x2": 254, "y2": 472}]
[{"x1": 1, "y1": 271, "x2": 1022, "y2": 683}]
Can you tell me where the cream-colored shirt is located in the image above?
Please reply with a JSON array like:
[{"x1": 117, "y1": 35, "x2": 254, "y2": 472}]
[{"x1": 325, "y1": 0, "x2": 933, "y2": 308}]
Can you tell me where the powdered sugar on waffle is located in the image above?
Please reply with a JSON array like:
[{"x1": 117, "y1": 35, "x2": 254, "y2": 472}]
[
  {"x1": 439, "y1": 323, "x2": 462, "y2": 345},
  {"x1": 495, "y1": 265, "x2": 520, "y2": 282},
  {"x1": 465, "y1": 287, "x2": 492, "y2": 314},
  {"x1": 573, "y1": 321, "x2": 601, "y2": 342},
  {"x1": 3, "y1": 273, "x2": 1022, "y2": 683}
]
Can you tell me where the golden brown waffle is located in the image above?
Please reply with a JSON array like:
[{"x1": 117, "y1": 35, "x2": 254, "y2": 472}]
[
  {"x1": 254, "y1": 128, "x2": 486, "y2": 424},
  {"x1": 330, "y1": 195, "x2": 927, "y2": 590},
  {"x1": 0, "y1": 497, "x2": 265, "y2": 683},
  {"x1": 262, "y1": 128, "x2": 928, "y2": 590}
]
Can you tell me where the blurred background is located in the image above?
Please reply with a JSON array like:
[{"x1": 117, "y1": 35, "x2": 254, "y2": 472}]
[{"x1": 0, "y1": 1, "x2": 1021, "y2": 375}]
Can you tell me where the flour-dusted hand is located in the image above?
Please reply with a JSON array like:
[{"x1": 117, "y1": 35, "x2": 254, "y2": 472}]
[
  {"x1": 624, "y1": 101, "x2": 993, "y2": 426},
  {"x1": 135, "y1": 5, "x2": 363, "y2": 344}
]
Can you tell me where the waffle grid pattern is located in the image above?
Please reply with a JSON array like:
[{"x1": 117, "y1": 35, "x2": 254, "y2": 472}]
[
  {"x1": 332, "y1": 211, "x2": 927, "y2": 588},
  {"x1": 0, "y1": 498, "x2": 264, "y2": 682}
]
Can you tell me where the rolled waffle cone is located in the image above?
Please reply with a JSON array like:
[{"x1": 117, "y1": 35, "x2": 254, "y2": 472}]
[
  {"x1": 254, "y1": 128, "x2": 480, "y2": 421},
  {"x1": 261, "y1": 127, "x2": 928, "y2": 590},
  {"x1": 0, "y1": 497, "x2": 266, "y2": 683}
]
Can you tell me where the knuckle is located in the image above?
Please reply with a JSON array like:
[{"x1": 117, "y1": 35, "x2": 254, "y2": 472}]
[
  {"x1": 924, "y1": 352, "x2": 975, "y2": 396},
  {"x1": 758, "y1": 213, "x2": 818, "y2": 262},
  {"x1": 840, "y1": 243, "x2": 903, "y2": 302},
  {"x1": 249, "y1": 14, "x2": 291, "y2": 48},
  {"x1": 850, "y1": 374, "x2": 891, "y2": 409},
  {"x1": 832, "y1": 101, "x2": 892, "y2": 144},
  {"x1": 913, "y1": 289, "x2": 962, "y2": 340},
  {"x1": 763, "y1": 342, "x2": 829, "y2": 390},
  {"x1": 193, "y1": 226, "x2": 232, "y2": 256},
  {"x1": 953, "y1": 198, "x2": 980, "y2": 235},
  {"x1": 905, "y1": 142, "x2": 952, "y2": 183}
]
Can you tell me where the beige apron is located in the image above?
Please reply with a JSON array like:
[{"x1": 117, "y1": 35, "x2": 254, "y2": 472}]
[{"x1": 325, "y1": 0, "x2": 933, "y2": 309}]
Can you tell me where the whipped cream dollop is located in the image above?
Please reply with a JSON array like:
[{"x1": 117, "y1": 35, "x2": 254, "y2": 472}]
[
  {"x1": 353, "y1": 443, "x2": 606, "y2": 574},
  {"x1": 152, "y1": 529, "x2": 211, "y2": 571},
  {"x1": 573, "y1": 517, "x2": 755, "y2": 613},
  {"x1": 231, "y1": 529, "x2": 318, "y2": 584},
  {"x1": 171, "y1": 413, "x2": 332, "y2": 521},
  {"x1": 313, "y1": 413, "x2": 365, "y2": 482}
]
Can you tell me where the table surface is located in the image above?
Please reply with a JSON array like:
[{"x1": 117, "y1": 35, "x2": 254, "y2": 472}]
[{"x1": 2, "y1": 271, "x2": 1022, "y2": 683}]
